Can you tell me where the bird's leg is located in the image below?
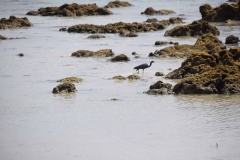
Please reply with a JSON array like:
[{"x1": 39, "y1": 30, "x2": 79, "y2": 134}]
[{"x1": 143, "y1": 69, "x2": 144, "y2": 73}]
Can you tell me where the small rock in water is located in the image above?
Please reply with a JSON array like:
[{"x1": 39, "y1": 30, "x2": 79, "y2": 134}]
[
  {"x1": 18, "y1": 53, "x2": 24, "y2": 57},
  {"x1": 155, "y1": 72, "x2": 164, "y2": 76}
]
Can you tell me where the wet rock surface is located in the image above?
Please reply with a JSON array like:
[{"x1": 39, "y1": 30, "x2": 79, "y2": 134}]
[
  {"x1": 0, "y1": 16, "x2": 32, "y2": 29},
  {"x1": 87, "y1": 35, "x2": 106, "y2": 39},
  {"x1": 155, "y1": 72, "x2": 164, "y2": 76},
  {"x1": 110, "y1": 54, "x2": 130, "y2": 62},
  {"x1": 145, "y1": 81, "x2": 173, "y2": 95},
  {"x1": 164, "y1": 20, "x2": 220, "y2": 37},
  {"x1": 141, "y1": 7, "x2": 175, "y2": 15},
  {"x1": 67, "y1": 21, "x2": 171, "y2": 34},
  {"x1": 52, "y1": 82, "x2": 77, "y2": 94},
  {"x1": 200, "y1": 2, "x2": 240, "y2": 22},
  {"x1": 104, "y1": 1, "x2": 133, "y2": 8},
  {"x1": 27, "y1": 3, "x2": 113, "y2": 17},
  {"x1": 0, "y1": 34, "x2": 7, "y2": 40},
  {"x1": 57, "y1": 77, "x2": 83, "y2": 83},
  {"x1": 225, "y1": 35, "x2": 239, "y2": 44},
  {"x1": 169, "y1": 48, "x2": 240, "y2": 94},
  {"x1": 72, "y1": 49, "x2": 114, "y2": 57},
  {"x1": 112, "y1": 74, "x2": 140, "y2": 80},
  {"x1": 151, "y1": 33, "x2": 225, "y2": 58}
]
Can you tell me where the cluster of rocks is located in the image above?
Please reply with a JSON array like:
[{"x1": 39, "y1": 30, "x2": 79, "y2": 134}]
[
  {"x1": 145, "y1": 81, "x2": 173, "y2": 95},
  {"x1": 150, "y1": 33, "x2": 225, "y2": 58},
  {"x1": 66, "y1": 21, "x2": 171, "y2": 35},
  {"x1": 0, "y1": 16, "x2": 32, "y2": 29},
  {"x1": 200, "y1": 2, "x2": 240, "y2": 22},
  {"x1": 104, "y1": 1, "x2": 133, "y2": 8},
  {"x1": 112, "y1": 74, "x2": 140, "y2": 80},
  {"x1": 87, "y1": 35, "x2": 106, "y2": 39},
  {"x1": 26, "y1": 3, "x2": 113, "y2": 17},
  {"x1": 146, "y1": 17, "x2": 184, "y2": 24},
  {"x1": 52, "y1": 77, "x2": 83, "y2": 94},
  {"x1": 141, "y1": 7, "x2": 175, "y2": 15},
  {"x1": 164, "y1": 20, "x2": 220, "y2": 37},
  {"x1": 155, "y1": 41, "x2": 179, "y2": 46},
  {"x1": 71, "y1": 49, "x2": 114, "y2": 57}
]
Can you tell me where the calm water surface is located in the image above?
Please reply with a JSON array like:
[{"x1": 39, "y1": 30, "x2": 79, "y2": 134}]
[{"x1": 0, "y1": 0, "x2": 240, "y2": 160}]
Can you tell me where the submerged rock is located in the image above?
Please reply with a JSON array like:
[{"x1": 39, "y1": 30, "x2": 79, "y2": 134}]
[
  {"x1": 112, "y1": 74, "x2": 140, "y2": 80},
  {"x1": 170, "y1": 48, "x2": 240, "y2": 94},
  {"x1": 145, "y1": 81, "x2": 173, "y2": 95},
  {"x1": 141, "y1": 7, "x2": 175, "y2": 15},
  {"x1": 72, "y1": 49, "x2": 114, "y2": 57},
  {"x1": 27, "y1": 3, "x2": 113, "y2": 17},
  {"x1": 164, "y1": 20, "x2": 220, "y2": 37},
  {"x1": 151, "y1": 33, "x2": 225, "y2": 58},
  {"x1": 200, "y1": 3, "x2": 240, "y2": 22},
  {"x1": 52, "y1": 82, "x2": 77, "y2": 94},
  {"x1": 104, "y1": 1, "x2": 133, "y2": 8},
  {"x1": 155, "y1": 41, "x2": 168, "y2": 45},
  {"x1": 17, "y1": 53, "x2": 24, "y2": 57},
  {"x1": 225, "y1": 35, "x2": 239, "y2": 44},
  {"x1": 57, "y1": 77, "x2": 83, "y2": 83},
  {"x1": 110, "y1": 54, "x2": 130, "y2": 62},
  {"x1": 87, "y1": 35, "x2": 106, "y2": 39},
  {"x1": 112, "y1": 75, "x2": 127, "y2": 80},
  {"x1": 0, "y1": 16, "x2": 32, "y2": 29}
]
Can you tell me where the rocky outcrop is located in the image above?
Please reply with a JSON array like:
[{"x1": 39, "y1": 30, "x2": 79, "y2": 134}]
[
  {"x1": 145, "y1": 81, "x2": 173, "y2": 95},
  {"x1": 146, "y1": 17, "x2": 183, "y2": 24},
  {"x1": 0, "y1": 16, "x2": 32, "y2": 29},
  {"x1": 52, "y1": 82, "x2": 77, "y2": 94},
  {"x1": 57, "y1": 77, "x2": 83, "y2": 83},
  {"x1": 67, "y1": 21, "x2": 171, "y2": 34},
  {"x1": 87, "y1": 35, "x2": 105, "y2": 39},
  {"x1": 104, "y1": 1, "x2": 133, "y2": 8},
  {"x1": 26, "y1": 3, "x2": 113, "y2": 17},
  {"x1": 225, "y1": 35, "x2": 239, "y2": 44},
  {"x1": 110, "y1": 54, "x2": 130, "y2": 62},
  {"x1": 151, "y1": 33, "x2": 225, "y2": 58},
  {"x1": 0, "y1": 34, "x2": 7, "y2": 40},
  {"x1": 112, "y1": 74, "x2": 140, "y2": 80},
  {"x1": 164, "y1": 20, "x2": 220, "y2": 37},
  {"x1": 169, "y1": 48, "x2": 240, "y2": 94},
  {"x1": 119, "y1": 29, "x2": 138, "y2": 37},
  {"x1": 200, "y1": 3, "x2": 240, "y2": 22},
  {"x1": 141, "y1": 7, "x2": 175, "y2": 15},
  {"x1": 72, "y1": 49, "x2": 114, "y2": 57}
]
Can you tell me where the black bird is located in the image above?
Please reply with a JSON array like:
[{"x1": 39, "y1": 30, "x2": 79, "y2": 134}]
[{"x1": 134, "y1": 61, "x2": 155, "y2": 73}]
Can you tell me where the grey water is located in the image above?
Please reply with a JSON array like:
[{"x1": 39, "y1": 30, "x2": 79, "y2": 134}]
[{"x1": 0, "y1": 0, "x2": 240, "y2": 160}]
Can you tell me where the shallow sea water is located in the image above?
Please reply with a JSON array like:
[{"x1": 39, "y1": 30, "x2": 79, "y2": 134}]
[{"x1": 0, "y1": 0, "x2": 240, "y2": 160}]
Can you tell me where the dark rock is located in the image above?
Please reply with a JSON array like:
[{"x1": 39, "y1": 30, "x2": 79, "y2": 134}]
[
  {"x1": 52, "y1": 82, "x2": 77, "y2": 94},
  {"x1": 27, "y1": 3, "x2": 113, "y2": 17},
  {"x1": 59, "y1": 28, "x2": 67, "y2": 31},
  {"x1": 104, "y1": 1, "x2": 133, "y2": 8},
  {"x1": 169, "y1": 17, "x2": 183, "y2": 24},
  {"x1": 18, "y1": 53, "x2": 24, "y2": 57},
  {"x1": 146, "y1": 18, "x2": 158, "y2": 23},
  {"x1": 134, "y1": 56, "x2": 140, "y2": 58},
  {"x1": 87, "y1": 34, "x2": 105, "y2": 39},
  {"x1": 57, "y1": 77, "x2": 83, "y2": 83},
  {"x1": 0, "y1": 16, "x2": 32, "y2": 29},
  {"x1": 72, "y1": 49, "x2": 114, "y2": 57},
  {"x1": 225, "y1": 35, "x2": 239, "y2": 44},
  {"x1": 111, "y1": 98, "x2": 119, "y2": 101},
  {"x1": 200, "y1": 3, "x2": 240, "y2": 22},
  {"x1": 141, "y1": 7, "x2": 175, "y2": 15},
  {"x1": 155, "y1": 41, "x2": 168, "y2": 45},
  {"x1": 145, "y1": 81, "x2": 173, "y2": 95},
  {"x1": 110, "y1": 54, "x2": 130, "y2": 62},
  {"x1": 132, "y1": 52, "x2": 137, "y2": 55},
  {"x1": 155, "y1": 72, "x2": 164, "y2": 76},
  {"x1": 164, "y1": 20, "x2": 220, "y2": 37}
]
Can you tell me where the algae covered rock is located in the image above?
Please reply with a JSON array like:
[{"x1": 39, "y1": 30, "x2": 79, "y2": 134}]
[
  {"x1": 152, "y1": 33, "x2": 225, "y2": 58},
  {"x1": 127, "y1": 74, "x2": 140, "y2": 80},
  {"x1": 52, "y1": 82, "x2": 77, "y2": 94},
  {"x1": 145, "y1": 81, "x2": 173, "y2": 95},
  {"x1": 57, "y1": 77, "x2": 83, "y2": 83},
  {"x1": 112, "y1": 75, "x2": 127, "y2": 80},
  {"x1": 87, "y1": 35, "x2": 105, "y2": 39},
  {"x1": 155, "y1": 72, "x2": 164, "y2": 76},
  {"x1": 225, "y1": 35, "x2": 239, "y2": 44},
  {"x1": 27, "y1": 3, "x2": 113, "y2": 17},
  {"x1": 110, "y1": 54, "x2": 130, "y2": 62},
  {"x1": 72, "y1": 49, "x2": 114, "y2": 57},
  {"x1": 141, "y1": 7, "x2": 175, "y2": 15},
  {"x1": 0, "y1": 16, "x2": 32, "y2": 29},
  {"x1": 164, "y1": 20, "x2": 220, "y2": 37},
  {"x1": 104, "y1": 1, "x2": 133, "y2": 8},
  {"x1": 200, "y1": 3, "x2": 240, "y2": 22}
]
